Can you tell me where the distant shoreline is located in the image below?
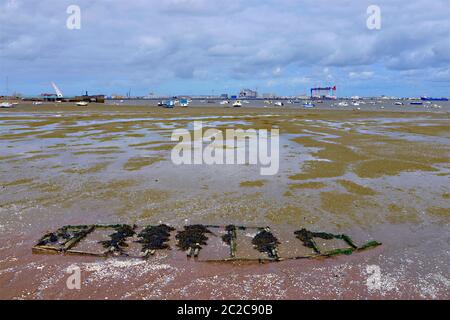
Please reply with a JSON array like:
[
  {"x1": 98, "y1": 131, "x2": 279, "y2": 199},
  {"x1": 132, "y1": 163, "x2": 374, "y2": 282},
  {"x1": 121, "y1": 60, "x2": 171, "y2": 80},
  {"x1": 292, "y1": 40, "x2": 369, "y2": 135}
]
[{"x1": 1, "y1": 101, "x2": 449, "y2": 114}]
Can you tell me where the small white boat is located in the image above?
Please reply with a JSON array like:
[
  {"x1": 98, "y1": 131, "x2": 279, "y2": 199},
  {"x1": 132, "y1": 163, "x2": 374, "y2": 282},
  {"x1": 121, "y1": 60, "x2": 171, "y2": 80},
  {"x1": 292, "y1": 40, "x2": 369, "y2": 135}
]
[
  {"x1": 302, "y1": 102, "x2": 315, "y2": 108},
  {"x1": 0, "y1": 102, "x2": 14, "y2": 108},
  {"x1": 394, "y1": 102, "x2": 403, "y2": 106},
  {"x1": 232, "y1": 100, "x2": 242, "y2": 107},
  {"x1": 179, "y1": 99, "x2": 189, "y2": 107},
  {"x1": 220, "y1": 100, "x2": 229, "y2": 105},
  {"x1": 163, "y1": 100, "x2": 175, "y2": 108},
  {"x1": 274, "y1": 102, "x2": 284, "y2": 107},
  {"x1": 76, "y1": 101, "x2": 89, "y2": 106},
  {"x1": 338, "y1": 101, "x2": 349, "y2": 107},
  {"x1": 32, "y1": 101, "x2": 43, "y2": 105}
]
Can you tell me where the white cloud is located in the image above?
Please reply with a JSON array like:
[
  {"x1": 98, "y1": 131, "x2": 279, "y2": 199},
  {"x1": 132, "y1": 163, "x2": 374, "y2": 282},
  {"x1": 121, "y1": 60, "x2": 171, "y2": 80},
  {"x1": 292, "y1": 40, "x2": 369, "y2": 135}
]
[{"x1": 349, "y1": 71, "x2": 374, "y2": 80}]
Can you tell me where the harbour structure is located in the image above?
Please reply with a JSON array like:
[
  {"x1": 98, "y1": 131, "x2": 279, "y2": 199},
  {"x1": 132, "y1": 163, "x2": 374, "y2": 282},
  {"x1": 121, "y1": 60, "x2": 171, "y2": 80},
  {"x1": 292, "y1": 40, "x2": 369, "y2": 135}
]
[
  {"x1": 239, "y1": 88, "x2": 258, "y2": 99},
  {"x1": 38, "y1": 82, "x2": 105, "y2": 103},
  {"x1": 40, "y1": 93, "x2": 59, "y2": 102},
  {"x1": 310, "y1": 86, "x2": 337, "y2": 99}
]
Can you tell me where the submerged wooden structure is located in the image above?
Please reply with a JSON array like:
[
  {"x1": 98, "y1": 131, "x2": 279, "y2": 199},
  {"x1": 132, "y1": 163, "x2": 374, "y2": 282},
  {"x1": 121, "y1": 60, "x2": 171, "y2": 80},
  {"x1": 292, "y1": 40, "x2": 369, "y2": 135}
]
[{"x1": 32, "y1": 224, "x2": 381, "y2": 263}]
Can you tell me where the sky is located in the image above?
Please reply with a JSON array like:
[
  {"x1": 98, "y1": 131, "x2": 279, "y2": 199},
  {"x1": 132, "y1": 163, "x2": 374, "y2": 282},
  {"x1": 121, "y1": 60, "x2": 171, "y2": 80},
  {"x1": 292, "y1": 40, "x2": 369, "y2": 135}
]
[{"x1": 1, "y1": 0, "x2": 450, "y2": 97}]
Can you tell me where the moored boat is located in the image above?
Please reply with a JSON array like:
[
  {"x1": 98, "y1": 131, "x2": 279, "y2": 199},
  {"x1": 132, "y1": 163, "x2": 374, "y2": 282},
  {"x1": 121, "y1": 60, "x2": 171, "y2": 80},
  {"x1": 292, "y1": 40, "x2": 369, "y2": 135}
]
[
  {"x1": 232, "y1": 100, "x2": 242, "y2": 107},
  {"x1": 421, "y1": 96, "x2": 448, "y2": 101},
  {"x1": 0, "y1": 102, "x2": 14, "y2": 108},
  {"x1": 302, "y1": 102, "x2": 315, "y2": 108}
]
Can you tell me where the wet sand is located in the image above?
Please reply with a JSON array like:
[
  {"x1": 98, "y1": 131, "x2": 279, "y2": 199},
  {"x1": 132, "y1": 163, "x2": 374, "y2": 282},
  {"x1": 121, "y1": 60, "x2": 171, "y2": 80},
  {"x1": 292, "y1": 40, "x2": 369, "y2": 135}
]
[{"x1": 0, "y1": 103, "x2": 449, "y2": 299}]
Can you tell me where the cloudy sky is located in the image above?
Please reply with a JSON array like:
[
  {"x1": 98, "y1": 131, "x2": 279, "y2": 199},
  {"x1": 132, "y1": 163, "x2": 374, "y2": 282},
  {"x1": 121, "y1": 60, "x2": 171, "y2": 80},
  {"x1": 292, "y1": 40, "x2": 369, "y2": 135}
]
[{"x1": 1, "y1": 0, "x2": 449, "y2": 97}]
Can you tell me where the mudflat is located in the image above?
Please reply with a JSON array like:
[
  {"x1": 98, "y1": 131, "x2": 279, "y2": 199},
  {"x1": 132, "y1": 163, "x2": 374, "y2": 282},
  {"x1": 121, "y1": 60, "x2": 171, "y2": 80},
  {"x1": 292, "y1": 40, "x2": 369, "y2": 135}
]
[{"x1": 0, "y1": 104, "x2": 449, "y2": 299}]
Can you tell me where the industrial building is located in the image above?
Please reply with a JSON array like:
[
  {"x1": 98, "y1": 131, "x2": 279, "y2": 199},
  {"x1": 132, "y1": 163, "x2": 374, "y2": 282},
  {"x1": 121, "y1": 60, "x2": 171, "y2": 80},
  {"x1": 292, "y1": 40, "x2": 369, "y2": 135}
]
[
  {"x1": 239, "y1": 89, "x2": 258, "y2": 99},
  {"x1": 310, "y1": 86, "x2": 337, "y2": 99}
]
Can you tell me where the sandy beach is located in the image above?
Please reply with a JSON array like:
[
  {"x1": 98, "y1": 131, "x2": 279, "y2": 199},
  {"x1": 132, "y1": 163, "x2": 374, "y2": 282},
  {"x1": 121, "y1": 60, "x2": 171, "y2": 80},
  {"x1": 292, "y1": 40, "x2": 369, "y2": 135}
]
[{"x1": 0, "y1": 103, "x2": 449, "y2": 299}]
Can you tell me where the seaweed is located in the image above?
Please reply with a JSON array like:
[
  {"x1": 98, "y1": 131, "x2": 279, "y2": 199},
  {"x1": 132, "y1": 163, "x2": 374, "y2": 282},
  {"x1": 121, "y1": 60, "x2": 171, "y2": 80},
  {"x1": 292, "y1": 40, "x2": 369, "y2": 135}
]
[
  {"x1": 221, "y1": 225, "x2": 237, "y2": 245},
  {"x1": 175, "y1": 225, "x2": 212, "y2": 256},
  {"x1": 294, "y1": 229, "x2": 319, "y2": 252},
  {"x1": 358, "y1": 240, "x2": 382, "y2": 251},
  {"x1": 136, "y1": 224, "x2": 175, "y2": 251},
  {"x1": 337, "y1": 234, "x2": 358, "y2": 249},
  {"x1": 310, "y1": 231, "x2": 335, "y2": 240},
  {"x1": 252, "y1": 228, "x2": 280, "y2": 259},
  {"x1": 99, "y1": 224, "x2": 136, "y2": 254},
  {"x1": 322, "y1": 248, "x2": 354, "y2": 256},
  {"x1": 33, "y1": 224, "x2": 382, "y2": 261},
  {"x1": 37, "y1": 232, "x2": 59, "y2": 246},
  {"x1": 57, "y1": 228, "x2": 73, "y2": 240},
  {"x1": 36, "y1": 225, "x2": 92, "y2": 247},
  {"x1": 295, "y1": 228, "x2": 368, "y2": 255},
  {"x1": 294, "y1": 228, "x2": 340, "y2": 253},
  {"x1": 222, "y1": 225, "x2": 243, "y2": 258}
]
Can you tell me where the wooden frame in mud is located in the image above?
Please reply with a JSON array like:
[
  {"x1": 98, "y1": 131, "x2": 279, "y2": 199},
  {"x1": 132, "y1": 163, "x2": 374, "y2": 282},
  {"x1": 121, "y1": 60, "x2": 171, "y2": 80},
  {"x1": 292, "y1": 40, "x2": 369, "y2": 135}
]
[
  {"x1": 32, "y1": 224, "x2": 382, "y2": 262},
  {"x1": 32, "y1": 225, "x2": 95, "y2": 254},
  {"x1": 32, "y1": 224, "x2": 136, "y2": 257}
]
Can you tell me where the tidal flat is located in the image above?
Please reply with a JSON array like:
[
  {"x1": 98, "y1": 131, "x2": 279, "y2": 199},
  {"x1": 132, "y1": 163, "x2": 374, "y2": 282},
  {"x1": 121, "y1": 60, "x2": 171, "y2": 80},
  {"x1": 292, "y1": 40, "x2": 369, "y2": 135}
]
[{"x1": 0, "y1": 104, "x2": 449, "y2": 299}]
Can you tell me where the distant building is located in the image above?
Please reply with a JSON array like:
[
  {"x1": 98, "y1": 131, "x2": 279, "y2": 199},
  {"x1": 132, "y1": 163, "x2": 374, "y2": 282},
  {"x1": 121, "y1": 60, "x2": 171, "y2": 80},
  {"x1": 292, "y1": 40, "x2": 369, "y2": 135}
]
[
  {"x1": 239, "y1": 89, "x2": 258, "y2": 99},
  {"x1": 310, "y1": 86, "x2": 337, "y2": 99},
  {"x1": 40, "y1": 93, "x2": 58, "y2": 102},
  {"x1": 262, "y1": 93, "x2": 277, "y2": 99},
  {"x1": 144, "y1": 92, "x2": 163, "y2": 99},
  {"x1": 73, "y1": 94, "x2": 105, "y2": 103}
]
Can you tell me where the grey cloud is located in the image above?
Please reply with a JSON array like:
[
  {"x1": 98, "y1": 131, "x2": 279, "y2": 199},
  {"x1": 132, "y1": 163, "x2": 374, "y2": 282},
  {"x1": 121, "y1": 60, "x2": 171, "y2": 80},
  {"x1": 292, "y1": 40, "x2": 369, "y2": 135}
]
[{"x1": 1, "y1": 0, "x2": 449, "y2": 95}]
